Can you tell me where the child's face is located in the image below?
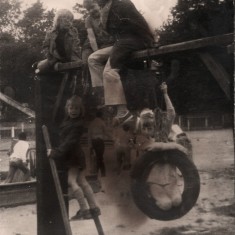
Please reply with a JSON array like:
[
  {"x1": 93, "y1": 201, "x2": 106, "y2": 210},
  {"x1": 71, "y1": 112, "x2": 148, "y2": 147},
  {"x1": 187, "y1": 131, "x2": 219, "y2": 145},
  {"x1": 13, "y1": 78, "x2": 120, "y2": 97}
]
[
  {"x1": 140, "y1": 111, "x2": 155, "y2": 138},
  {"x1": 68, "y1": 104, "x2": 80, "y2": 118},
  {"x1": 58, "y1": 16, "x2": 72, "y2": 30}
]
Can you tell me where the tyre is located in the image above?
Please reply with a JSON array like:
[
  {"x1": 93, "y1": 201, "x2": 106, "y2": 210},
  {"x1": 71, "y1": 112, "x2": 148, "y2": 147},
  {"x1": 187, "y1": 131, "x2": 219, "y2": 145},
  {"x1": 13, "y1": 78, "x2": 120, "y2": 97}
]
[{"x1": 130, "y1": 148, "x2": 200, "y2": 220}]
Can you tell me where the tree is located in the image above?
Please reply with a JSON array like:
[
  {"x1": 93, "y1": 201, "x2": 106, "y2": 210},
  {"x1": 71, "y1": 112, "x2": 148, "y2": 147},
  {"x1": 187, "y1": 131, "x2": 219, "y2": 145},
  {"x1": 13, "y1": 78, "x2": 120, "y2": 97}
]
[
  {"x1": 73, "y1": 3, "x2": 89, "y2": 20},
  {"x1": 0, "y1": 1, "x2": 55, "y2": 109},
  {"x1": 157, "y1": 0, "x2": 233, "y2": 44},
  {"x1": 0, "y1": 0, "x2": 21, "y2": 36},
  {"x1": 155, "y1": 0, "x2": 233, "y2": 114},
  {"x1": 17, "y1": 1, "x2": 55, "y2": 49}
]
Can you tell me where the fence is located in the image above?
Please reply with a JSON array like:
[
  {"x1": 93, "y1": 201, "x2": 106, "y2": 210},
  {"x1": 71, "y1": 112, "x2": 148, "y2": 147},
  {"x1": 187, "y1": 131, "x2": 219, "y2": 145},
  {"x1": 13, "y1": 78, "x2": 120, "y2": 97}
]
[
  {"x1": 0, "y1": 122, "x2": 35, "y2": 140},
  {"x1": 0, "y1": 113, "x2": 232, "y2": 139},
  {"x1": 176, "y1": 113, "x2": 232, "y2": 131}
]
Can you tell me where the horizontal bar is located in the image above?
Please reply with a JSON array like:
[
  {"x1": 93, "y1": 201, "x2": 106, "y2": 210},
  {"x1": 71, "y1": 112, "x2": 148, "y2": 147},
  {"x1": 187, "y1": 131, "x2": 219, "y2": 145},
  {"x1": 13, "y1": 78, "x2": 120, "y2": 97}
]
[{"x1": 132, "y1": 33, "x2": 234, "y2": 60}]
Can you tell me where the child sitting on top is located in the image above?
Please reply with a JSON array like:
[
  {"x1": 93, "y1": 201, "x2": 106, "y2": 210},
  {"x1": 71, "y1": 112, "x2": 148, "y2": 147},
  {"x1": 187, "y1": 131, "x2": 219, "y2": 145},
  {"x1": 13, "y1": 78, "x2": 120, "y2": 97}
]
[
  {"x1": 48, "y1": 95, "x2": 100, "y2": 220},
  {"x1": 36, "y1": 9, "x2": 81, "y2": 73},
  {"x1": 136, "y1": 82, "x2": 186, "y2": 211}
]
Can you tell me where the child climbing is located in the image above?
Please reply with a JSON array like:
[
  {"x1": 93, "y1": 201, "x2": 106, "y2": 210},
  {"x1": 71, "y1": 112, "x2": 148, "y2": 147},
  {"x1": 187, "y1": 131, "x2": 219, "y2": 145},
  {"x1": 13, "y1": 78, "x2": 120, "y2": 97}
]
[{"x1": 48, "y1": 95, "x2": 100, "y2": 220}]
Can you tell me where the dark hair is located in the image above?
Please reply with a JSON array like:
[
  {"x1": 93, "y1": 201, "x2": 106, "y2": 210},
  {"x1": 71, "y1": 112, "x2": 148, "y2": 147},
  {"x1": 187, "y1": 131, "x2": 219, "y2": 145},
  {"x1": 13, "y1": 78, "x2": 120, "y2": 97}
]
[{"x1": 18, "y1": 132, "x2": 27, "y2": 140}]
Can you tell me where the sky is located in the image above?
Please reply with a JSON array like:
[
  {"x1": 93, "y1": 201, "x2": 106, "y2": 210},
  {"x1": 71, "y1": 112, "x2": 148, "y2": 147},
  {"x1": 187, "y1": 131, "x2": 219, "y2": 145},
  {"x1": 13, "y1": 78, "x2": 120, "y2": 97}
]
[{"x1": 23, "y1": 0, "x2": 177, "y2": 29}]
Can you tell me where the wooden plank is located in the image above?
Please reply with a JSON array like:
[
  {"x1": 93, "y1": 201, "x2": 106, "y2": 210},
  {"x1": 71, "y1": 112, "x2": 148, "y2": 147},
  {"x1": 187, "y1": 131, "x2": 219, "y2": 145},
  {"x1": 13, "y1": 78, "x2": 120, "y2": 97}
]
[
  {"x1": 0, "y1": 181, "x2": 36, "y2": 207},
  {"x1": 132, "y1": 33, "x2": 233, "y2": 59},
  {"x1": 42, "y1": 125, "x2": 73, "y2": 235},
  {"x1": 0, "y1": 92, "x2": 35, "y2": 118},
  {"x1": 52, "y1": 73, "x2": 69, "y2": 121},
  {"x1": 199, "y1": 52, "x2": 231, "y2": 100},
  {"x1": 54, "y1": 60, "x2": 83, "y2": 72}
]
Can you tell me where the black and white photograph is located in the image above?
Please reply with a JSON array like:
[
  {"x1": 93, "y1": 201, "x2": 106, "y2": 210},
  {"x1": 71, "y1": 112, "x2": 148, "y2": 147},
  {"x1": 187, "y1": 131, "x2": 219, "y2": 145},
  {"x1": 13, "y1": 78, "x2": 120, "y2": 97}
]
[{"x1": 0, "y1": 0, "x2": 234, "y2": 235}]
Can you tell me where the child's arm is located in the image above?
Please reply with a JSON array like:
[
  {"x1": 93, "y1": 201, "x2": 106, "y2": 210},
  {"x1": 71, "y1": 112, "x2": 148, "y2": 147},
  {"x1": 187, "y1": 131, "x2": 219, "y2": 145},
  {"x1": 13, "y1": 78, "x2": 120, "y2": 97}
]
[
  {"x1": 85, "y1": 17, "x2": 98, "y2": 51},
  {"x1": 42, "y1": 31, "x2": 50, "y2": 57},
  {"x1": 87, "y1": 28, "x2": 98, "y2": 51},
  {"x1": 160, "y1": 82, "x2": 175, "y2": 114},
  {"x1": 160, "y1": 82, "x2": 176, "y2": 122},
  {"x1": 49, "y1": 125, "x2": 83, "y2": 159},
  {"x1": 144, "y1": 141, "x2": 187, "y2": 154}
]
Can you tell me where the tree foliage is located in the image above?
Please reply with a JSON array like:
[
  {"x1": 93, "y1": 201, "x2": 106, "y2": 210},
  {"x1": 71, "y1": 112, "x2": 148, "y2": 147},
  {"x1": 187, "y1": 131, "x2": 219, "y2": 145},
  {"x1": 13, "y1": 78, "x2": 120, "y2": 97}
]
[
  {"x1": 157, "y1": 0, "x2": 234, "y2": 44},
  {"x1": 156, "y1": 0, "x2": 233, "y2": 114},
  {"x1": 17, "y1": 1, "x2": 55, "y2": 48},
  {"x1": 0, "y1": 0, "x2": 55, "y2": 109},
  {"x1": 0, "y1": 0, "x2": 233, "y2": 117},
  {"x1": 0, "y1": 0, "x2": 21, "y2": 35}
]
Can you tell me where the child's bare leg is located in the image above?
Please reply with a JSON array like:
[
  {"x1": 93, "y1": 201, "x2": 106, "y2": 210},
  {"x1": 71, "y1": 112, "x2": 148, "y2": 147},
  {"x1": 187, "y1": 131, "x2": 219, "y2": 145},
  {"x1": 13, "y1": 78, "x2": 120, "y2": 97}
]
[
  {"x1": 68, "y1": 168, "x2": 89, "y2": 210},
  {"x1": 16, "y1": 159, "x2": 30, "y2": 175},
  {"x1": 78, "y1": 170, "x2": 98, "y2": 209},
  {"x1": 4, "y1": 163, "x2": 17, "y2": 184}
]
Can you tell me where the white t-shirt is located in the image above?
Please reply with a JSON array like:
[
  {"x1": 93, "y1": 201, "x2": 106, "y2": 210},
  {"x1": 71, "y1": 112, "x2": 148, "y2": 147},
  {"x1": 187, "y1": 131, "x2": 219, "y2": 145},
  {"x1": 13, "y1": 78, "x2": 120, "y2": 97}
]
[{"x1": 10, "y1": 140, "x2": 29, "y2": 162}]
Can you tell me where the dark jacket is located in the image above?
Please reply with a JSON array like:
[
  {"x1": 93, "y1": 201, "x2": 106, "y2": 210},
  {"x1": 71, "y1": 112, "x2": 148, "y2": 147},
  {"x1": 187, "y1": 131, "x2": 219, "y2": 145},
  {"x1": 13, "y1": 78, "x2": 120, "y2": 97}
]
[
  {"x1": 101, "y1": 0, "x2": 154, "y2": 46},
  {"x1": 43, "y1": 26, "x2": 81, "y2": 64},
  {"x1": 85, "y1": 15, "x2": 114, "y2": 49},
  {"x1": 52, "y1": 117, "x2": 86, "y2": 169}
]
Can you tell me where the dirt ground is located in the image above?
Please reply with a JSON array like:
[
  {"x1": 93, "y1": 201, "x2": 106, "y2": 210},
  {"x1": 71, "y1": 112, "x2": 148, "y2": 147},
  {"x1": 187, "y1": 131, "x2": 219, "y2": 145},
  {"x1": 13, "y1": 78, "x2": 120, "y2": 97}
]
[{"x1": 0, "y1": 129, "x2": 234, "y2": 235}]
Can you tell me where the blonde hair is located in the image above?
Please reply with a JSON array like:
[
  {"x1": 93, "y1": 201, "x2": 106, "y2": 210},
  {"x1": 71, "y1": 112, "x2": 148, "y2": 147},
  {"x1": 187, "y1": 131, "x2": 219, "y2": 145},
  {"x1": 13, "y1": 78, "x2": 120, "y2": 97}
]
[
  {"x1": 65, "y1": 95, "x2": 85, "y2": 117},
  {"x1": 52, "y1": 9, "x2": 74, "y2": 30}
]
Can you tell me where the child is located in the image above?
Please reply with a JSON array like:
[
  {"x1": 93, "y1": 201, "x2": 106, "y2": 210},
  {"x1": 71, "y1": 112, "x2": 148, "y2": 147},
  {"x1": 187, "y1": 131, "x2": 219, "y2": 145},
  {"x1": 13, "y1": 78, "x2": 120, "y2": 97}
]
[
  {"x1": 89, "y1": 0, "x2": 154, "y2": 125},
  {"x1": 36, "y1": 9, "x2": 80, "y2": 73},
  {"x1": 49, "y1": 95, "x2": 100, "y2": 220},
  {"x1": 113, "y1": 123, "x2": 133, "y2": 175},
  {"x1": 88, "y1": 109, "x2": 109, "y2": 177},
  {"x1": 136, "y1": 83, "x2": 185, "y2": 211},
  {"x1": 4, "y1": 132, "x2": 30, "y2": 183}
]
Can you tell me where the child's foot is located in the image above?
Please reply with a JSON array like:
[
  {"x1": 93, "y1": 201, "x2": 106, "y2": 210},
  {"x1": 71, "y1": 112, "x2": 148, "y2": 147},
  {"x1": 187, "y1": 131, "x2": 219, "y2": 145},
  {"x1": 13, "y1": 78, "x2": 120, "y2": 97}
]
[
  {"x1": 70, "y1": 210, "x2": 83, "y2": 221},
  {"x1": 90, "y1": 207, "x2": 101, "y2": 217},
  {"x1": 70, "y1": 209, "x2": 92, "y2": 220},
  {"x1": 112, "y1": 111, "x2": 134, "y2": 126},
  {"x1": 83, "y1": 209, "x2": 93, "y2": 220}
]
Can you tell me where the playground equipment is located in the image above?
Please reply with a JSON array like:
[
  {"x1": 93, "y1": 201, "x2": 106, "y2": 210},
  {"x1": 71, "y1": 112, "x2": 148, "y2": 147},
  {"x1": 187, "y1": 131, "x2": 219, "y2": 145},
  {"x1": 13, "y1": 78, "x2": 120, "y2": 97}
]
[
  {"x1": 0, "y1": 92, "x2": 35, "y2": 118},
  {"x1": 34, "y1": 33, "x2": 233, "y2": 235}
]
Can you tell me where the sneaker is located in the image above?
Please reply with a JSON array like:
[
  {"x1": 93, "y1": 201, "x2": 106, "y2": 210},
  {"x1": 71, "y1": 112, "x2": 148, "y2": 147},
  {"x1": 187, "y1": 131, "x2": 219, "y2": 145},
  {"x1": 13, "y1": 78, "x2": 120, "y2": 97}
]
[
  {"x1": 70, "y1": 210, "x2": 84, "y2": 221},
  {"x1": 90, "y1": 207, "x2": 101, "y2": 217},
  {"x1": 70, "y1": 209, "x2": 92, "y2": 220},
  {"x1": 82, "y1": 209, "x2": 93, "y2": 220},
  {"x1": 112, "y1": 111, "x2": 134, "y2": 126}
]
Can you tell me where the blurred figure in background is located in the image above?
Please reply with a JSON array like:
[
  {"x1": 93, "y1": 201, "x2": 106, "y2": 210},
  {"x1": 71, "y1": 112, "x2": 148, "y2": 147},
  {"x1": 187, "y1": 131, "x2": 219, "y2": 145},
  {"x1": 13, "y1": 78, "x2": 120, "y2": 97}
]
[{"x1": 4, "y1": 132, "x2": 30, "y2": 183}]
